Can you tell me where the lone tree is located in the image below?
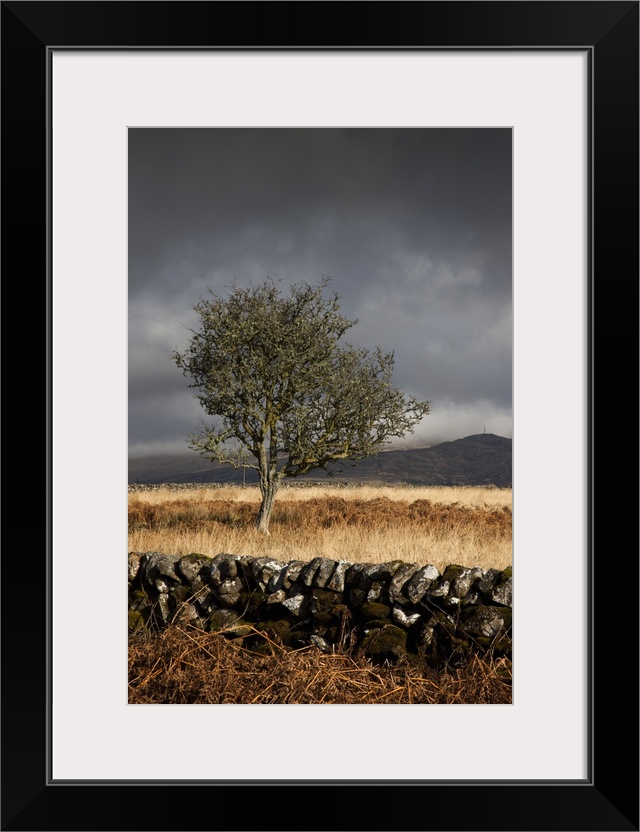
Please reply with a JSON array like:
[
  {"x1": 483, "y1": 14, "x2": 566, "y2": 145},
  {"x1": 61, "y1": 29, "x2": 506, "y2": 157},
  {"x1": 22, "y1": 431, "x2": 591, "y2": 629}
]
[{"x1": 173, "y1": 277, "x2": 430, "y2": 534}]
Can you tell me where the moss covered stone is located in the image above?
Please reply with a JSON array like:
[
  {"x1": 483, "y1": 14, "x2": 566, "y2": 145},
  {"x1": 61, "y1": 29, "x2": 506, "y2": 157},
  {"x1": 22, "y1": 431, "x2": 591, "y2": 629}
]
[
  {"x1": 349, "y1": 588, "x2": 366, "y2": 606},
  {"x1": 170, "y1": 584, "x2": 193, "y2": 604},
  {"x1": 257, "y1": 619, "x2": 293, "y2": 646},
  {"x1": 495, "y1": 606, "x2": 512, "y2": 627},
  {"x1": 128, "y1": 610, "x2": 146, "y2": 632},
  {"x1": 492, "y1": 637, "x2": 512, "y2": 657},
  {"x1": 363, "y1": 618, "x2": 392, "y2": 630},
  {"x1": 360, "y1": 625, "x2": 407, "y2": 659},
  {"x1": 450, "y1": 635, "x2": 471, "y2": 651},
  {"x1": 310, "y1": 588, "x2": 342, "y2": 613},
  {"x1": 473, "y1": 634, "x2": 511, "y2": 656},
  {"x1": 360, "y1": 601, "x2": 391, "y2": 620},
  {"x1": 129, "y1": 588, "x2": 152, "y2": 612},
  {"x1": 312, "y1": 611, "x2": 334, "y2": 627},
  {"x1": 238, "y1": 588, "x2": 269, "y2": 615},
  {"x1": 460, "y1": 605, "x2": 508, "y2": 639},
  {"x1": 208, "y1": 609, "x2": 248, "y2": 633},
  {"x1": 442, "y1": 564, "x2": 468, "y2": 581},
  {"x1": 324, "y1": 626, "x2": 341, "y2": 644}
]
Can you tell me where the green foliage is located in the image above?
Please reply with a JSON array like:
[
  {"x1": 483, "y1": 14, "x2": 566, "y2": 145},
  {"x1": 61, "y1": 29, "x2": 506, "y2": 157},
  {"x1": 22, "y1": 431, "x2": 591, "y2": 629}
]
[{"x1": 173, "y1": 276, "x2": 430, "y2": 531}]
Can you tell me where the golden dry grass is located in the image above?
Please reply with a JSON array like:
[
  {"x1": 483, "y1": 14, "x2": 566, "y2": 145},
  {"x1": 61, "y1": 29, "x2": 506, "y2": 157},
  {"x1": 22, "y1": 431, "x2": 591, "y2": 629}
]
[
  {"x1": 132, "y1": 483, "x2": 512, "y2": 508},
  {"x1": 128, "y1": 485, "x2": 512, "y2": 571},
  {"x1": 128, "y1": 624, "x2": 512, "y2": 705}
]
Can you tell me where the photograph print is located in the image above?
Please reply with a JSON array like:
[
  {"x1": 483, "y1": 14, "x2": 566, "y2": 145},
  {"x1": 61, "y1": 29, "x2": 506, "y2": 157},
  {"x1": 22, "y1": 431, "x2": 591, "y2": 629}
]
[{"x1": 127, "y1": 127, "x2": 513, "y2": 705}]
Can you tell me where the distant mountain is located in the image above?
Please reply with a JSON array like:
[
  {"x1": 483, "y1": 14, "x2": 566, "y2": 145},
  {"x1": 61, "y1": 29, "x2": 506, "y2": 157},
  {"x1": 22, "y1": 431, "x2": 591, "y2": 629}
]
[{"x1": 129, "y1": 434, "x2": 512, "y2": 487}]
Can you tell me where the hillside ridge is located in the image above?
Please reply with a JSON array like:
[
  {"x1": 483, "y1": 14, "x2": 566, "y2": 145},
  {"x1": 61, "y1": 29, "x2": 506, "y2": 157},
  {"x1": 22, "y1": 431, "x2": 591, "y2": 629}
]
[{"x1": 129, "y1": 433, "x2": 512, "y2": 487}]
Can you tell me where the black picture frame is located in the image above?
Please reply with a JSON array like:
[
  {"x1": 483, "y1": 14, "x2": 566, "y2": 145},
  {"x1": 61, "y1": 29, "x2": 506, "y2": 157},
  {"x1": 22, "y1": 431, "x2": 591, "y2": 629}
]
[{"x1": 2, "y1": 2, "x2": 638, "y2": 830}]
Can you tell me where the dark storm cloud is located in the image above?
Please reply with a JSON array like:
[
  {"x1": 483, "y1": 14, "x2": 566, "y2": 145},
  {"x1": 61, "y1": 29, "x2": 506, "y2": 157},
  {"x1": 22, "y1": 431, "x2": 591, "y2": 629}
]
[{"x1": 128, "y1": 128, "x2": 512, "y2": 457}]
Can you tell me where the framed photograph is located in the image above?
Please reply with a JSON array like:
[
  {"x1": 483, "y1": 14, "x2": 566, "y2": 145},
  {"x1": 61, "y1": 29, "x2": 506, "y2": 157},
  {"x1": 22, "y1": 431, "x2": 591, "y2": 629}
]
[{"x1": 3, "y1": 2, "x2": 637, "y2": 830}]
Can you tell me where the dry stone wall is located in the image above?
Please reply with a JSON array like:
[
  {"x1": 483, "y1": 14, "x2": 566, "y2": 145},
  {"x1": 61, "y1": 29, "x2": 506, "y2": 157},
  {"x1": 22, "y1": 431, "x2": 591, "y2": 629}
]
[{"x1": 129, "y1": 552, "x2": 512, "y2": 665}]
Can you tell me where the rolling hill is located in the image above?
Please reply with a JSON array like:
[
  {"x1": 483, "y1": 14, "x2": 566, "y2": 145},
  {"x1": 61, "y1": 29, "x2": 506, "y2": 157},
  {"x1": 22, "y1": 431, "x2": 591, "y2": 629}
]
[{"x1": 129, "y1": 433, "x2": 512, "y2": 487}]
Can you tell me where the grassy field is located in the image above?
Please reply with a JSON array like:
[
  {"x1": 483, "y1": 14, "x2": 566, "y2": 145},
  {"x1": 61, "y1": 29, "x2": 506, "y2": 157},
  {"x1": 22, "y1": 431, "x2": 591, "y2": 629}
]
[{"x1": 128, "y1": 483, "x2": 512, "y2": 572}]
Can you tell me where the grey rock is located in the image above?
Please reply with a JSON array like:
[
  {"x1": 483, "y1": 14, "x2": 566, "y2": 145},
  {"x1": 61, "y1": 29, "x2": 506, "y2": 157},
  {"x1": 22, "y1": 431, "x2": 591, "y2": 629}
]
[
  {"x1": 386, "y1": 561, "x2": 408, "y2": 578},
  {"x1": 461, "y1": 606, "x2": 506, "y2": 639},
  {"x1": 173, "y1": 603, "x2": 201, "y2": 624},
  {"x1": 282, "y1": 594, "x2": 309, "y2": 617},
  {"x1": 477, "y1": 568, "x2": 502, "y2": 596},
  {"x1": 419, "y1": 624, "x2": 436, "y2": 648},
  {"x1": 208, "y1": 608, "x2": 251, "y2": 635},
  {"x1": 177, "y1": 555, "x2": 211, "y2": 583},
  {"x1": 427, "y1": 580, "x2": 450, "y2": 598},
  {"x1": 143, "y1": 552, "x2": 180, "y2": 585},
  {"x1": 392, "y1": 604, "x2": 421, "y2": 628},
  {"x1": 405, "y1": 564, "x2": 440, "y2": 603},
  {"x1": 361, "y1": 562, "x2": 396, "y2": 586},
  {"x1": 367, "y1": 581, "x2": 384, "y2": 602},
  {"x1": 209, "y1": 608, "x2": 242, "y2": 628},
  {"x1": 196, "y1": 590, "x2": 218, "y2": 614},
  {"x1": 327, "y1": 560, "x2": 350, "y2": 592},
  {"x1": 267, "y1": 567, "x2": 288, "y2": 593},
  {"x1": 356, "y1": 564, "x2": 379, "y2": 589},
  {"x1": 389, "y1": 563, "x2": 422, "y2": 603},
  {"x1": 310, "y1": 634, "x2": 330, "y2": 652},
  {"x1": 215, "y1": 577, "x2": 244, "y2": 608},
  {"x1": 250, "y1": 557, "x2": 285, "y2": 590},
  {"x1": 282, "y1": 560, "x2": 306, "y2": 589},
  {"x1": 490, "y1": 577, "x2": 512, "y2": 607},
  {"x1": 344, "y1": 562, "x2": 366, "y2": 586},
  {"x1": 215, "y1": 554, "x2": 238, "y2": 579},
  {"x1": 312, "y1": 558, "x2": 337, "y2": 589},
  {"x1": 155, "y1": 594, "x2": 171, "y2": 622},
  {"x1": 259, "y1": 560, "x2": 286, "y2": 588},
  {"x1": 189, "y1": 575, "x2": 207, "y2": 594},
  {"x1": 250, "y1": 556, "x2": 276, "y2": 584},
  {"x1": 450, "y1": 568, "x2": 474, "y2": 600},
  {"x1": 298, "y1": 557, "x2": 323, "y2": 587},
  {"x1": 128, "y1": 552, "x2": 142, "y2": 582},
  {"x1": 267, "y1": 589, "x2": 286, "y2": 605},
  {"x1": 209, "y1": 563, "x2": 222, "y2": 586},
  {"x1": 218, "y1": 577, "x2": 243, "y2": 596}
]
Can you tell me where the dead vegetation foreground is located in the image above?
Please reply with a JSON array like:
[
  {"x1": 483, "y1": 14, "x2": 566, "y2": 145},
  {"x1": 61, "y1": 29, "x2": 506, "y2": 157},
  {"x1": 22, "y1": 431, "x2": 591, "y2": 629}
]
[{"x1": 128, "y1": 625, "x2": 512, "y2": 705}]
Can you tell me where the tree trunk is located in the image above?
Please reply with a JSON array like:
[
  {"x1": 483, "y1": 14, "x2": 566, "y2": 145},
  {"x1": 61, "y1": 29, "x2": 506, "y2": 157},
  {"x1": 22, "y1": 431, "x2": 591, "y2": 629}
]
[{"x1": 255, "y1": 479, "x2": 278, "y2": 534}]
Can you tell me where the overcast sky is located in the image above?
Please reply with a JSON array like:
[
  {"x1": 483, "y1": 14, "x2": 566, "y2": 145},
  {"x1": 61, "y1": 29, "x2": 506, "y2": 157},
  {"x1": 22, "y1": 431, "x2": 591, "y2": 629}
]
[{"x1": 128, "y1": 128, "x2": 512, "y2": 459}]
